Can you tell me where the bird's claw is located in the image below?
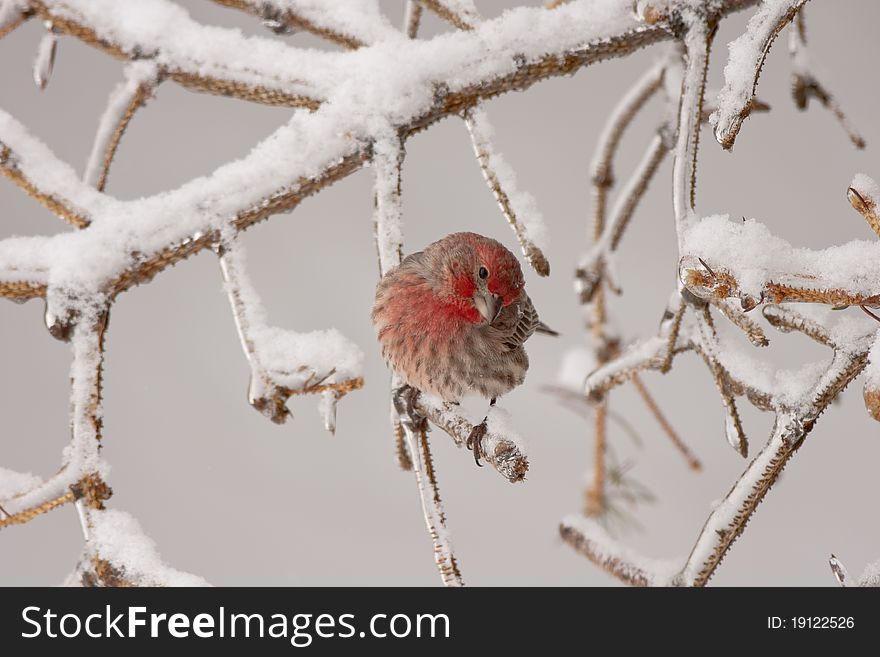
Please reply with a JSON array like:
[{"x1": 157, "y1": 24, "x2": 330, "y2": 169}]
[
  {"x1": 466, "y1": 420, "x2": 487, "y2": 467},
  {"x1": 392, "y1": 384, "x2": 427, "y2": 432}
]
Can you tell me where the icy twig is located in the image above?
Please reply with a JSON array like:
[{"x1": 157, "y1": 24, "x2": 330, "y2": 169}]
[
  {"x1": 710, "y1": 0, "x2": 809, "y2": 150},
  {"x1": 762, "y1": 304, "x2": 832, "y2": 347},
  {"x1": 857, "y1": 558, "x2": 880, "y2": 587},
  {"x1": 560, "y1": 515, "x2": 680, "y2": 586},
  {"x1": 631, "y1": 374, "x2": 701, "y2": 470},
  {"x1": 710, "y1": 298, "x2": 769, "y2": 347},
  {"x1": 84, "y1": 62, "x2": 160, "y2": 192},
  {"x1": 847, "y1": 174, "x2": 880, "y2": 239},
  {"x1": 403, "y1": 1, "x2": 423, "y2": 39},
  {"x1": 415, "y1": 397, "x2": 529, "y2": 484},
  {"x1": 584, "y1": 400, "x2": 607, "y2": 515},
  {"x1": 209, "y1": 0, "x2": 399, "y2": 47},
  {"x1": 681, "y1": 214, "x2": 880, "y2": 310},
  {"x1": 372, "y1": 133, "x2": 412, "y2": 467},
  {"x1": 694, "y1": 306, "x2": 749, "y2": 457},
  {"x1": 0, "y1": 114, "x2": 110, "y2": 227},
  {"x1": 464, "y1": 106, "x2": 550, "y2": 276},
  {"x1": 0, "y1": 0, "x2": 29, "y2": 39},
  {"x1": 576, "y1": 57, "x2": 667, "y2": 301},
  {"x1": 404, "y1": 422, "x2": 463, "y2": 586},
  {"x1": 583, "y1": 335, "x2": 674, "y2": 399},
  {"x1": 672, "y1": 14, "x2": 713, "y2": 243},
  {"x1": 371, "y1": 133, "x2": 465, "y2": 584},
  {"x1": 418, "y1": 0, "x2": 480, "y2": 31},
  {"x1": 2, "y1": 309, "x2": 112, "y2": 529},
  {"x1": 219, "y1": 238, "x2": 363, "y2": 427},
  {"x1": 679, "y1": 344, "x2": 870, "y2": 586},
  {"x1": 31, "y1": 0, "x2": 324, "y2": 109},
  {"x1": 789, "y1": 11, "x2": 864, "y2": 149},
  {"x1": 72, "y1": 508, "x2": 209, "y2": 587},
  {"x1": 578, "y1": 133, "x2": 668, "y2": 302}
]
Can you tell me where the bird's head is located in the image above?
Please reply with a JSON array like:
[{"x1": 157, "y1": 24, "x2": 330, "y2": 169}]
[{"x1": 426, "y1": 232, "x2": 524, "y2": 324}]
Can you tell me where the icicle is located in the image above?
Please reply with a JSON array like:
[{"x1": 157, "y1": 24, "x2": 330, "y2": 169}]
[
  {"x1": 829, "y1": 554, "x2": 849, "y2": 586},
  {"x1": 44, "y1": 298, "x2": 73, "y2": 342},
  {"x1": 724, "y1": 412, "x2": 742, "y2": 455},
  {"x1": 33, "y1": 24, "x2": 57, "y2": 90},
  {"x1": 319, "y1": 390, "x2": 338, "y2": 435}
]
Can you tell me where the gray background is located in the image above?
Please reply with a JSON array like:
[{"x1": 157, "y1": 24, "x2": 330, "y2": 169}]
[{"x1": 2, "y1": 1, "x2": 879, "y2": 586}]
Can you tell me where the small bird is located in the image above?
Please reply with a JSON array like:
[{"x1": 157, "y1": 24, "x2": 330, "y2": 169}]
[{"x1": 372, "y1": 232, "x2": 556, "y2": 465}]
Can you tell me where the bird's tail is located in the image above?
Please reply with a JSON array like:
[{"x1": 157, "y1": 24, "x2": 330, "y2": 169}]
[{"x1": 536, "y1": 321, "x2": 560, "y2": 337}]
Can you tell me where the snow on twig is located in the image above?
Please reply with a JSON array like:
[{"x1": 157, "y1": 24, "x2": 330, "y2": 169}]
[
  {"x1": 465, "y1": 105, "x2": 550, "y2": 276},
  {"x1": 84, "y1": 62, "x2": 160, "y2": 192},
  {"x1": 710, "y1": 0, "x2": 809, "y2": 150},
  {"x1": 560, "y1": 515, "x2": 681, "y2": 586}
]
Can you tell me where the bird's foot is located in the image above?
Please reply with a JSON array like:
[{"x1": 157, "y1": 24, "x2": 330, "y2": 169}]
[
  {"x1": 466, "y1": 419, "x2": 487, "y2": 467},
  {"x1": 392, "y1": 384, "x2": 428, "y2": 433}
]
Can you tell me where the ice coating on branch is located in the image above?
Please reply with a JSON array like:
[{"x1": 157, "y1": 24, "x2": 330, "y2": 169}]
[
  {"x1": 683, "y1": 215, "x2": 880, "y2": 300},
  {"x1": 710, "y1": 1, "x2": 807, "y2": 148},
  {"x1": 38, "y1": 0, "x2": 328, "y2": 99},
  {"x1": 851, "y1": 174, "x2": 880, "y2": 206},
  {"x1": 3, "y1": 1, "x2": 643, "y2": 304},
  {"x1": 858, "y1": 559, "x2": 880, "y2": 587},
  {"x1": 87, "y1": 509, "x2": 210, "y2": 586},
  {"x1": 560, "y1": 515, "x2": 681, "y2": 586},
  {"x1": 252, "y1": 326, "x2": 363, "y2": 389},
  {"x1": 372, "y1": 135, "x2": 404, "y2": 276},
  {"x1": 0, "y1": 0, "x2": 28, "y2": 29},
  {"x1": 0, "y1": 111, "x2": 112, "y2": 221},
  {"x1": 465, "y1": 105, "x2": 550, "y2": 275},
  {"x1": 249, "y1": 0, "x2": 399, "y2": 45},
  {"x1": 220, "y1": 238, "x2": 363, "y2": 392}
]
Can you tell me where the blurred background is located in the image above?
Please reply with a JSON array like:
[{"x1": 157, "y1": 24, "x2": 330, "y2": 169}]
[{"x1": 2, "y1": 1, "x2": 879, "y2": 586}]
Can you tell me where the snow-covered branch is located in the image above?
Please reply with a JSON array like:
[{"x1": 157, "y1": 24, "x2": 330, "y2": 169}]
[
  {"x1": 710, "y1": 0, "x2": 809, "y2": 150},
  {"x1": 210, "y1": 0, "x2": 399, "y2": 48},
  {"x1": 219, "y1": 238, "x2": 364, "y2": 428},
  {"x1": 415, "y1": 396, "x2": 529, "y2": 484},
  {"x1": 84, "y1": 62, "x2": 160, "y2": 192},
  {"x1": 560, "y1": 515, "x2": 680, "y2": 586}
]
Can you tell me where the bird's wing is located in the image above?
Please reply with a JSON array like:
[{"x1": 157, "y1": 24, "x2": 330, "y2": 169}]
[{"x1": 492, "y1": 293, "x2": 547, "y2": 351}]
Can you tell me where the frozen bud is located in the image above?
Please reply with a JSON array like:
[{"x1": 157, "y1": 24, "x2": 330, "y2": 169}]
[
  {"x1": 848, "y1": 174, "x2": 880, "y2": 237},
  {"x1": 739, "y1": 293, "x2": 761, "y2": 312},
  {"x1": 863, "y1": 380, "x2": 880, "y2": 422},
  {"x1": 865, "y1": 342, "x2": 880, "y2": 421},
  {"x1": 828, "y1": 554, "x2": 849, "y2": 587},
  {"x1": 847, "y1": 186, "x2": 872, "y2": 216},
  {"x1": 247, "y1": 375, "x2": 291, "y2": 424},
  {"x1": 44, "y1": 301, "x2": 74, "y2": 342},
  {"x1": 633, "y1": 0, "x2": 670, "y2": 24}
]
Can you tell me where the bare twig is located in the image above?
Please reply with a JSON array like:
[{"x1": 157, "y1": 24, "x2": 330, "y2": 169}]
[
  {"x1": 710, "y1": 0, "x2": 810, "y2": 149},
  {"x1": 464, "y1": 105, "x2": 550, "y2": 276},
  {"x1": 560, "y1": 515, "x2": 680, "y2": 586},
  {"x1": 789, "y1": 10, "x2": 864, "y2": 149},
  {"x1": 631, "y1": 374, "x2": 701, "y2": 471}
]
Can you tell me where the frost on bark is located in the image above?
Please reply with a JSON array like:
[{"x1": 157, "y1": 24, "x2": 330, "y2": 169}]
[{"x1": 0, "y1": 0, "x2": 875, "y2": 586}]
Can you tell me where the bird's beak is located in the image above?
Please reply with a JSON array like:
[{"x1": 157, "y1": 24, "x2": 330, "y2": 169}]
[{"x1": 474, "y1": 291, "x2": 503, "y2": 323}]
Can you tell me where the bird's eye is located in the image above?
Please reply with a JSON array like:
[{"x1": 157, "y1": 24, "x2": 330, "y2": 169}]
[{"x1": 479, "y1": 266, "x2": 489, "y2": 280}]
